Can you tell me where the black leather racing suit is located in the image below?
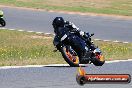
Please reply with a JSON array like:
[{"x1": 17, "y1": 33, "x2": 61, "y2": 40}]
[{"x1": 64, "y1": 21, "x2": 91, "y2": 46}]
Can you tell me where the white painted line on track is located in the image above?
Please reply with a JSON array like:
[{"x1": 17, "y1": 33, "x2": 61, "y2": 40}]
[
  {"x1": 27, "y1": 31, "x2": 34, "y2": 33},
  {"x1": 0, "y1": 65, "x2": 44, "y2": 70},
  {"x1": 8, "y1": 29, "x2": 16, "y2": 30},
  {"x1": 0, "y1": 27, "x2": 6, "y2": 29},
  {"x1": 18, "y1": 30, "x2": 24, "y2": 32},
  {"x1": 45, "y1": 33, "x2": 52, "y2": 35},
  {"x1": 123, "y1": 42, "x2": 129, "y2": 44},
  {"x1": 94, "y1": 39, "x2": 102, "y2": 41},
  {"x1": 1, "y1": 28, "x2": 130, "y2": 43},
  {"x1": 113, "y1": 40, "x2": 121, "y2": 43},
  {"x1": 36, "y1": 32, "x2": 43, "y2": 34},
  {"x1": 44, "y1": 64, "x2": 70, "y2": 67},
  {"x1": 0, "y1": 59, "x2": 132, "y2": 69},
  {"x1": 103, "y1": 40, "x2": 111, "y2": 42},
  {"x1": 105, "y1": 59, "x2": 132, "y2": 63}
]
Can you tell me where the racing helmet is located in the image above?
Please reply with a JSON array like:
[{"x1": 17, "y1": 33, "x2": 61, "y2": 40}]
[{"x1": 52, "y1": 17, "x2": 65, "y2": 29}]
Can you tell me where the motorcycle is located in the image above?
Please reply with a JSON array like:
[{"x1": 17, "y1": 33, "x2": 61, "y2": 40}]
[
  {"x1": 53, "y1": 30, "x2": 105, "y2": 67},
  {"x1": 0, "y1": 10, "x2": 6, "y2": 27}
]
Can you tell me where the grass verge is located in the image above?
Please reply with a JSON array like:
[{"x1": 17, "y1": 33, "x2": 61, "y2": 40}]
[
  {"x1": 0, "y1": 29, "x2": 132, "y2": 66},
  {"x1": 0, "y1": 0, "x2": 132, "y2": 16}
]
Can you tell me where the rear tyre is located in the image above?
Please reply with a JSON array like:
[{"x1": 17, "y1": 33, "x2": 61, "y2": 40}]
[{"x1": 60, "y1": 45, "x2": 80, "y2": 67}]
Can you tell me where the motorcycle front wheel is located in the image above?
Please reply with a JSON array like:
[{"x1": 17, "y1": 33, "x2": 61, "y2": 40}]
[
  {"x1": 60, "y1": 45, "x2": 80, "y2": 67},
  {"x1": 0, "y1": 18, "x2": 6, "y2": 27},
  {"x1": 92, "y1": 53, "x2": 105, "y2": 66}
]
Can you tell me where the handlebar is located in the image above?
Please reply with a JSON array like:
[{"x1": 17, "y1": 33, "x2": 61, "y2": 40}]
[{"x1": 90, "y1": 33, "x2": 94, "y2": 37}]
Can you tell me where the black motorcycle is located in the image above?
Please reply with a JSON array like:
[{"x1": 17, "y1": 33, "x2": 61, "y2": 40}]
[
  {"x1": 0, "y1": 10, "x2": 6, "y2": 27},
  {"x1": 53, "y1": 30, "x2": 105, "y2": 67}
]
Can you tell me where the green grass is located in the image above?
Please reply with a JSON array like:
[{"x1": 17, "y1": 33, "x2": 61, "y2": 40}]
[
  {"x1": 0, "y1": 0, "x2": 132, "y2": 16},
  {"x1": 0, "y1": 29, "x2": 65, "y2": 66},
  {"x1": 94, "y1": 41, "x2": 132, "y2": 61},
  {"x1": 0, "y1": 29, "x2": 132, "y2": 66}
]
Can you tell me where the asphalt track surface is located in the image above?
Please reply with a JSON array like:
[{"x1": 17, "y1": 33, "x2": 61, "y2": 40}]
[
  {"x1": 0, "y1": 61, "x2": 132, "y2": 88},
  {"x1": 1, "y1": 7, "x2": 132, "y2": 42},
  {"x1": 0, "y1": 7, "x2": 132, "y2": 88}
]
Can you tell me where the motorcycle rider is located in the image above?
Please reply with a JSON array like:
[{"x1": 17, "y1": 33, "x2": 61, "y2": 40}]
[
  {"x1": 0, "y1": 10, "x2": 6, "y2": 27},
  {"x1": 64, "y1": 20, "x2": 92, "y2": 46},
  {"x1": 52, "y1": 17, "x2": 92, "y2": 62}
]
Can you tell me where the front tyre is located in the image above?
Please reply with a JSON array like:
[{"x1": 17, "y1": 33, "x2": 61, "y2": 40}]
[
  {"x1": 0, "y1": 18, "x2": 6, "y2": 27},
  {"x1": 92, "y1": 54, "x2": 105, "y2": 66},
  {"x1": 91, "y1": 48, "x2": 105, "y2": 66},
  {"x1": 60, "y1": 45, "x2": 80, "y2": 67}
]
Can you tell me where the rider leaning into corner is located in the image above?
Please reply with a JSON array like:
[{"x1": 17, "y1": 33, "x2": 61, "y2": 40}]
[{"x1": 52, "y1": 17, "x2": 95, "y2": 63}]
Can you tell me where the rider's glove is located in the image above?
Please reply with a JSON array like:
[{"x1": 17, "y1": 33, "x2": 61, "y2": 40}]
[
  {"x1": 83, "y1": 32, "x2": 90, "y2": 39},
  {"x1": 65, "y1": 21, "x2": 79, "y2": 30},
  {"x1": 79, "y1": 31, "x2": 85, "y2": 36}
]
